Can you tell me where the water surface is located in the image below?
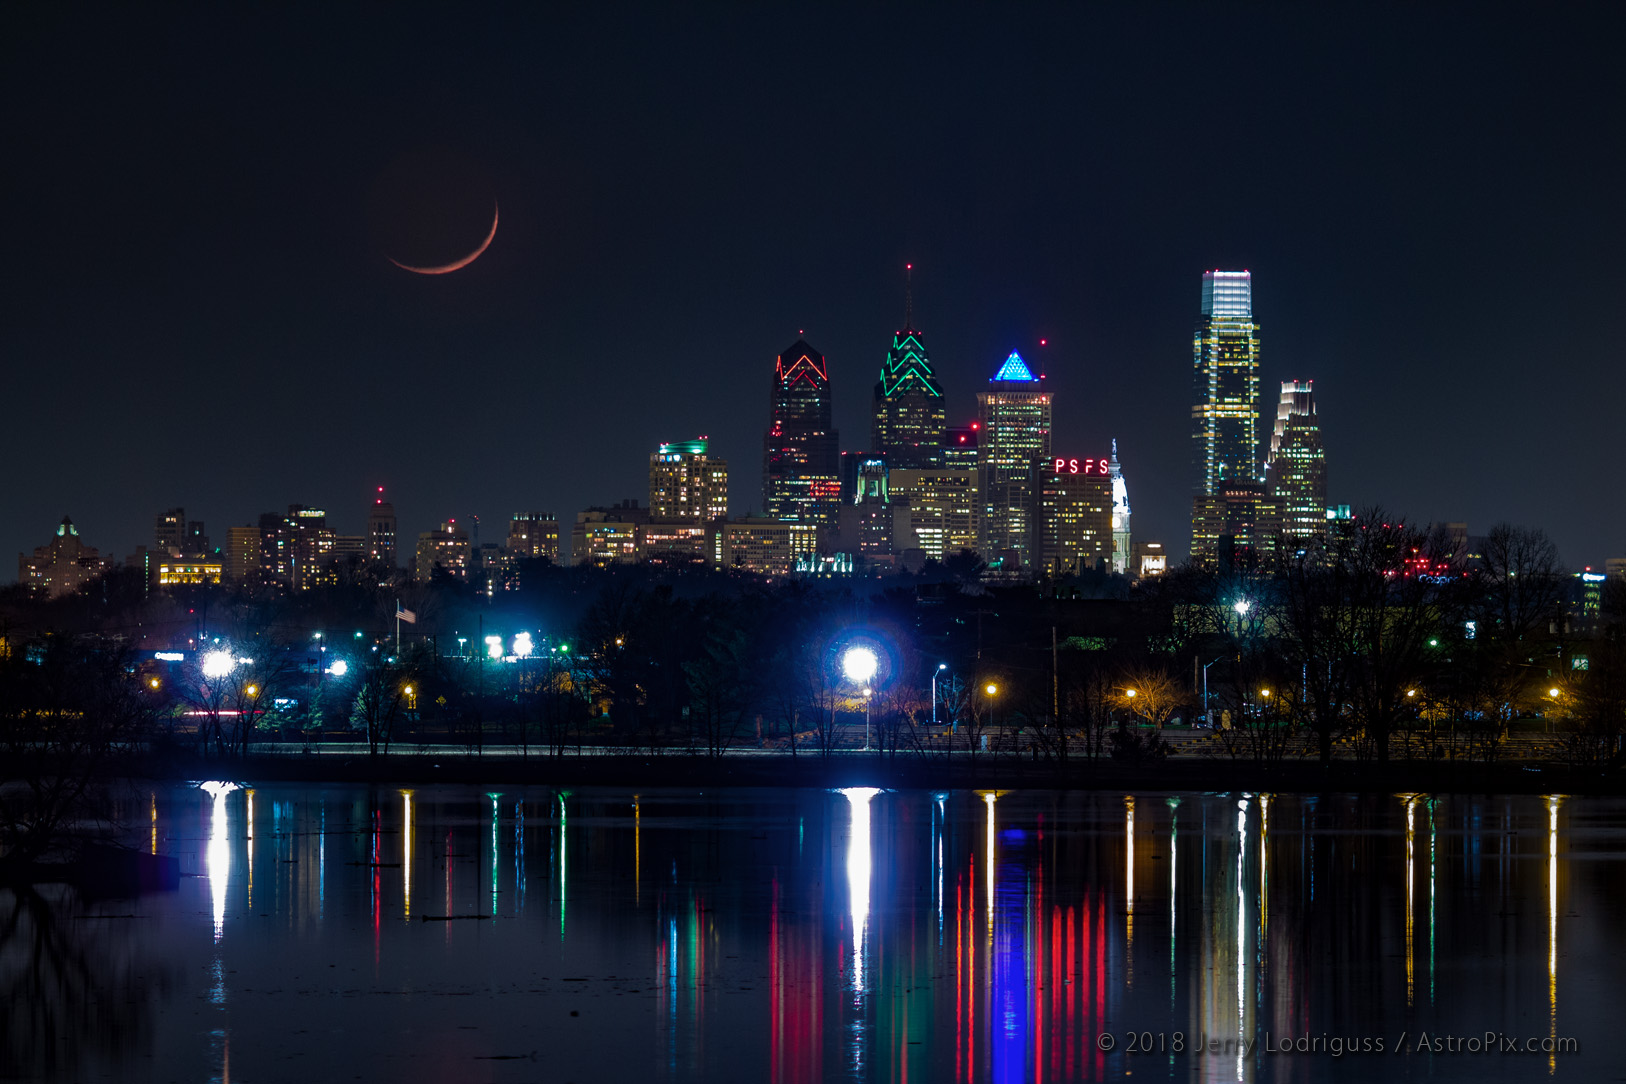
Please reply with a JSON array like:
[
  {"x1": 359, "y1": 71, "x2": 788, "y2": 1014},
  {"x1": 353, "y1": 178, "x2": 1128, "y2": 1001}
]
[{"x1": 6, "y1": 783, "x2": 1621, "y2": 1082}]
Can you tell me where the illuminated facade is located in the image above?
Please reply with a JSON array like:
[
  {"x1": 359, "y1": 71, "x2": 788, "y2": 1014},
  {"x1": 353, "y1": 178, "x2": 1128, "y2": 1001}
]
[
  {"x1": 889, "y1": 468, "x2": 978, "y2": 560},
  {"x1": 1264, "y1": 380, "x2": 1327, "y2": 551},
  {"x1": 1108, "y1": 439, "x2": 1131, "y2": 575},
  {"x1": 18, "y1": 516, "x2": 109, "y2": 598},
  {"x1": 871, "y1": 279, "x2": 945, "y2": 467},
  {"x1": 569, "y1": 502, "x2": 646, "y2": 568},
  {"x1": 639, "y1": 521, "x2": 712, "y2": 565},
  {"x1": 763, "y1": 338, "x2": 842, "y2": 526},
  {"x1": 837, "y1": 457, "x2": 913, "y2": 562},
  {"x1": 1132, "y1": 540, "x2": 1168, "y2": 578},
  {"x1": 977, "y1": 352, "x2": 1051, "y2": 570},
  {"x1": 368, "y1": 489, "x2": 398, "y2": 569},
  {"x1": 506, "y1": 512, "x2": 560, "y2": 564},
  {"x1": 414, "y1": 519, "x2": 471, "y2": 581},
  {"x1": 649, "y1": 438, "x2": 728, "y2": 521},
  {"x1": 1191, "y1": 270, "x2": 1261, "y2": 562},
  {"x1": 1034, "y1": 458, "x2": 1113, "y2": 578},
  {"x1": 157, "y1": 558, "x2": 223, "y2": 585},
  {"x1": 711, "y1": 518, "x2": 819, "y2": 576}
]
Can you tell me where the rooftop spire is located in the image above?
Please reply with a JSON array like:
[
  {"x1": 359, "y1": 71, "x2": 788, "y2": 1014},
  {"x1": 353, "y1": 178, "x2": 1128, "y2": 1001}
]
[{"x1": 903, "y1": 263, "x2": 914, "y2": 331}]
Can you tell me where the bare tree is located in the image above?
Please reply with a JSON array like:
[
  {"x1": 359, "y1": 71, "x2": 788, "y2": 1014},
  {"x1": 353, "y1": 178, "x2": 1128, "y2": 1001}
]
[
  {"x1": 1477, "y1": 523, "x2": 1566, "y2": 643},
  {"x1": 1113, "y1": 665, "x2": 1181, "y2": 729}
]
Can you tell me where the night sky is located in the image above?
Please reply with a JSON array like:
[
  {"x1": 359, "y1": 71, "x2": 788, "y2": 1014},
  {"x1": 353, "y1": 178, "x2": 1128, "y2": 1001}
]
[{"x1": 6, "y1": 6, "x2": 1623, "y2": 572}]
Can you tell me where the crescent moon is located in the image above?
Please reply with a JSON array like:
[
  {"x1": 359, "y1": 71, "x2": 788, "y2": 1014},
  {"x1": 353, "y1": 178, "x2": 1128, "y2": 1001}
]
[{"x1": 389, "y1": 202, "x2": 499, "y2": 275}]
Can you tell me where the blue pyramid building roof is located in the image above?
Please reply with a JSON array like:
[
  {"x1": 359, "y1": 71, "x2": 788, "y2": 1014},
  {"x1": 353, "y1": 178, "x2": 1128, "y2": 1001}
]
[{"x1": 991, "y1": 351, "x2": 1038, "y2": 382}]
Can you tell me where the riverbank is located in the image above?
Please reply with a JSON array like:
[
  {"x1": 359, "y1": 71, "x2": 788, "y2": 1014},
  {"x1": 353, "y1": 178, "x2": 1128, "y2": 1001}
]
[{"x1": 106, "y1": 746, "x2": 1626, "y2": 795}]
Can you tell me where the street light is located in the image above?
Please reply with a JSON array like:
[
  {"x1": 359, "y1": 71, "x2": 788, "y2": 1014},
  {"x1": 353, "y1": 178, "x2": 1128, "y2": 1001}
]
[
  {"x1": 148, "y1": 677, "x2": 161, "y2": 690},
  {"x1": 842, "y1": 646, "x2": 879, "y2": 751},
  {"x1": 984, "y1": 683, "x2": 999, "y2": 747},
  {"x1": 932, "y1": 663, "x2": 948, "y2": 729},
  {"x1": 201, "y1": 651, "x2": 235, "y2": 679}
]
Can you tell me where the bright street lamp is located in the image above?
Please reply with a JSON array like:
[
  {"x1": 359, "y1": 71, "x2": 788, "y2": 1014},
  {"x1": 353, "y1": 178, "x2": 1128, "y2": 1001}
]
[
  {"x1": 1234, "y1": 600, "x2": 1252, "y2": 616},
  {"x1": 842, "y1": 646, "x2": 879, "y2": 684},
  {"x1": 327, "y1": 659, "x2": 348, "y2": 678},
  {"x1": 842, "y1": 646, "x2": 880, "y2": 751},
  {"x1": 201, "y1": 651, "x2": 235, "y2": 679},
  {"x1": 932, "y1": 663, "x2": 948, "y2": 730}
]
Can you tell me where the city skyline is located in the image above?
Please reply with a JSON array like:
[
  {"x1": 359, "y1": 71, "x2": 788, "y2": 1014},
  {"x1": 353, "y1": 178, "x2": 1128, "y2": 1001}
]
[{"x1": 5, "y1": 7, "x2": 1623, "y2": 575}]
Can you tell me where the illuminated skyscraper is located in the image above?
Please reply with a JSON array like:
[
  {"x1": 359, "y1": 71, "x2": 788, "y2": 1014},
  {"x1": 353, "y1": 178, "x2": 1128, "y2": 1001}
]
[
  {"x1": 368, "y1": 487, "x2": 397, "y2": 569},
  {"x1": 977, "y1": 351, "x2": 1051, "y2": 569},
  {"x1": 871, "y1": 269, "x2": 945, "y2": 468},
  {"x1": 1034, "y1": 459, "x2": 1113, "y2": 578},
  {"x1": 649, "y1": 438, "x2": 728, "y2": 520},
  {"x1": 763, "y1": 338, "x2": 842, "y2": 525},
  {"x1": 1265, "y1": 380, "x2": 1327, "y2": 550},
  {"x1": 1191, "y1": 269, "x2": 1262, "y2": 563}
]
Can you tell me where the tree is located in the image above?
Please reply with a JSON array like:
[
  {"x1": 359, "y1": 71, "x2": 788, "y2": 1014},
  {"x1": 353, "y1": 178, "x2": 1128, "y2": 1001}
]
[
  {"x1": 1114, "y1": 666, "x2": 1181, "y2": 729},
  {"x1": 0, "y1": 639, "x2": 153, "y2": 880},
  {"x1": 1477, "y1": 524, "x2": 1566, "y2": 644}
]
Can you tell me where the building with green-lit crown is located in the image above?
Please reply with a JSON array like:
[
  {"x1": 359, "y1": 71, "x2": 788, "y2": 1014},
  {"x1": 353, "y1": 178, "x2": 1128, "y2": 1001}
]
[{"x1": 871, "y1": 277, "x2": 945, "y2": 468}]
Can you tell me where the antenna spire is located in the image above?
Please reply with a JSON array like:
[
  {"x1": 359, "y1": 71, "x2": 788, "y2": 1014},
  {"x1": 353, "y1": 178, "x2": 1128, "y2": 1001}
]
[{"x1": 904, "y1": 263, "x2": 914, "y2": 331}]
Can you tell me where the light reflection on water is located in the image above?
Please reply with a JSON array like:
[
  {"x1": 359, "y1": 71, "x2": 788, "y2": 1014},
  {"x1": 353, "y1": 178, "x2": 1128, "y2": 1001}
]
[{"x1": 15, "y1": 785, "x2": 1626, "y2": 1083}]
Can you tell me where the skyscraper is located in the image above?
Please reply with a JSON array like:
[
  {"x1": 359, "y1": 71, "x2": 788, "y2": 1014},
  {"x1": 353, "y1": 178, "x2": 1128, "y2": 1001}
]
[
  {"x1": 977, "y1": 351, "x2": 1051, "y2": 569},
  {"x1": 649, "y1": 438, "x2": 728, "y2": 520},
  {"x1": 1191, "y1": 269, "x2": 1262, "y2": 563},
  {"x1": 368, "y1": 487, "x2": 398, "y2": 569},
  {"x1": 1034, "y1": 460, "x2": 1113, "y2": 579},
  {"x1": 155, "y1": 508, "x2": 186, "y2": 555},
  {"x1": 871, "y1": 268, "x2": 945, "y2": 468},
  {"x1": 1265, "y1": 380, "x2": 1327, "y2": 550},
  {"x1": 763, "y1": 338, "x2": 842, "y2": 525}
]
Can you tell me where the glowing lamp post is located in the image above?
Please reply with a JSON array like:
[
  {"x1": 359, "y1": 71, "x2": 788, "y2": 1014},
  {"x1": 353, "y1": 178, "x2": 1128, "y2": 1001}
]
[
  {"x1": 843, "y1": 646, "x2": 879, "y2": 752},
  {"x1": 932, "y1": 663, "x2": 948, "y2": 730}
]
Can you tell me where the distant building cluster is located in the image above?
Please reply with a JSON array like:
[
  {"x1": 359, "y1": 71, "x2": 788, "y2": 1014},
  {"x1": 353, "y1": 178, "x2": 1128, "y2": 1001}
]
[
  {"x1": 1189, "y1": 270, "x2": 1332, "y2": 569},
  {"x1": 16, "y1": 269, "x2": 1621, "y2": 595}
]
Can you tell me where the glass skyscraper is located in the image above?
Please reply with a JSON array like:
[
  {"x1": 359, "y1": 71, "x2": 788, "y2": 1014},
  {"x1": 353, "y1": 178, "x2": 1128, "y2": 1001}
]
[
  {"x1": 1191, "y1": 269, "x2": 1262, "y2": 562},
  {"x1": 763, "y1": 338, "x2": 842, "y2": 526},
  {"x1": 1265, "y1": 380, "x2": 1326, "y2": 550},
  {"x1": 977, "y1": 350, "x2": 1051, "y2": 569}
]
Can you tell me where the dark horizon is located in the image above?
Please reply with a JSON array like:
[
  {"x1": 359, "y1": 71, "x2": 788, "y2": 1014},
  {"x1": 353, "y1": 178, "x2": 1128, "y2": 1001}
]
[{"x1": 6, "y1": 6, "x2": 1623, "y2": 573}]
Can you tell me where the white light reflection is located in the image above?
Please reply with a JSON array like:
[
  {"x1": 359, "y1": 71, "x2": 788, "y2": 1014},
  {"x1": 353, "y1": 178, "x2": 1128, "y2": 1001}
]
[
  {"x1": 983, "y1": 792, "x2": 997, "y2": 939},
  {"x1": 199, "y1": 781, "x2": 239, "y2": 943},
  {"x1": 1125, "y1": 796, "x2": 1136, "y2": 967},
  {"x1": 245, "y1": 788, "x2": 254, "y2": 911},
  {"x1": 842, "y1": 787, "x2": 880, "y2": 992},
  {"x1": 1167, "y1": 797, "x2": 1180, "y2": 1004},
  {"x1": 935, "y1": 795, "x2": 946, "y2": 939},
  {"x1": 401, "y1": 790, "x2": 413, "y2": 920}
]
